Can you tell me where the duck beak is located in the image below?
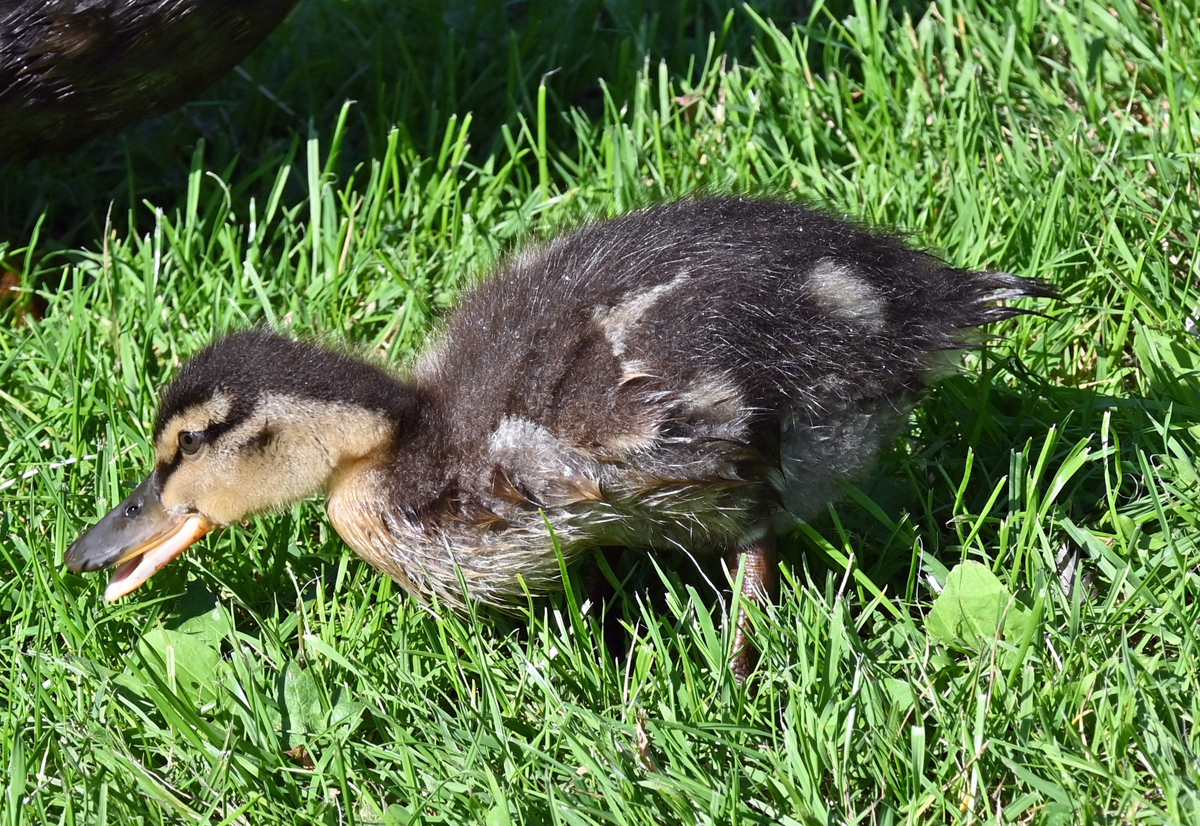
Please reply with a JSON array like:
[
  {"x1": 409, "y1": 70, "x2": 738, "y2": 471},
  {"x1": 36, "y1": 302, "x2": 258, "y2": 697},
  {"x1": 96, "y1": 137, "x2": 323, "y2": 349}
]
[{"x1": 65, "y1": 475, "x2": 215, "y2": 601}]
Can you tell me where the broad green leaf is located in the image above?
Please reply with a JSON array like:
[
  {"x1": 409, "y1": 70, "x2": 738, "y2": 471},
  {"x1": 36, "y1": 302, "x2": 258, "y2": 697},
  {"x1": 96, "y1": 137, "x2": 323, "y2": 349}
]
[
  {"x1": 137, "y1": 626, "x2": 225, "y2": 707},
  {"x1": 926, "y1": 561, "x2": 1031, "y2": 651}
]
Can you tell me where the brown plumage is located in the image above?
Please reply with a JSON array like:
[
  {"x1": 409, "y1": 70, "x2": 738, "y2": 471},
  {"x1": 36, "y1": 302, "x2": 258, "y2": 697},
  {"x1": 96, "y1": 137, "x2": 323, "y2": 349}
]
[
  {"x1": 65, "y1": 197, "x2": 1056, "y2": 678},
  {"x1": 0, "y1": 0, "x2": 297, "y2": 160}
]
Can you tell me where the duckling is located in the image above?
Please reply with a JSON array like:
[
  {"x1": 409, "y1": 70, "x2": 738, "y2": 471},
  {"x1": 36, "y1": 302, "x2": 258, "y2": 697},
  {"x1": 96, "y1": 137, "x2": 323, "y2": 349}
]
[
  {"x1": 0, "y1": 0, "x2": 298, "y2": 160},
  {"x1": 65, "y1": 197, "x2": 1055, "y2": 678}
]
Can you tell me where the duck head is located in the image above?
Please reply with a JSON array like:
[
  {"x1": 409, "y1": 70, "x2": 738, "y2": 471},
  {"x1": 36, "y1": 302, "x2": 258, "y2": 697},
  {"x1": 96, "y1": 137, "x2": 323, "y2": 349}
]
[{"x1": 66, "y1": 331, "x2": 414, "y2": 599}]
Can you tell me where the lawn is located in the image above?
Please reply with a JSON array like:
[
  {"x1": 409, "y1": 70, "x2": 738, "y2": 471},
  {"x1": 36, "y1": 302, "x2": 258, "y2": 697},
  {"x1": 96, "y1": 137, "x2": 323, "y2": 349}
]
[{"x1": 1, "y1": 0, "x2": 1198, "y2": 823}]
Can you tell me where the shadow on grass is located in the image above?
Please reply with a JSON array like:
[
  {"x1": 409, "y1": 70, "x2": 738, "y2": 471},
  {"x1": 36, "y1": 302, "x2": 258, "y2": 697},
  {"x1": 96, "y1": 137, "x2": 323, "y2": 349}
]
[
  {"x1": 806, "y1": 343, "x2": 1200, "y2": 611},
  {"x1": 1, "y1": 0, "x2": 822, "y2": 246}
]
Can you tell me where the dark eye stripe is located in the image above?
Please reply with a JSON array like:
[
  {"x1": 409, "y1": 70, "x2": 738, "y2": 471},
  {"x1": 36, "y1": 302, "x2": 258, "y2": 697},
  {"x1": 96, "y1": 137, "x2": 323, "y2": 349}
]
[
  {"x1": 241, "y1": 426, "x2": 274, "y2": 452},
  {"x1": 155, "y1": 405, "x2": 255, "y2": 484},
  {"x1": 201, "y1": 414, "x2": 246, "y2": 445},
  {"x1": 155, "y1": 451, "x2": 183, "y2": 483}
]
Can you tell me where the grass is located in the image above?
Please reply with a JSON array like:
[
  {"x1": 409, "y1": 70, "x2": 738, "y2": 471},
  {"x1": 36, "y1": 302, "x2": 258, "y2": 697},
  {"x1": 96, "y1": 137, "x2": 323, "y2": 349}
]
[{"x1": 2, "y1": 0, "x2": 1199, "y2": 822}]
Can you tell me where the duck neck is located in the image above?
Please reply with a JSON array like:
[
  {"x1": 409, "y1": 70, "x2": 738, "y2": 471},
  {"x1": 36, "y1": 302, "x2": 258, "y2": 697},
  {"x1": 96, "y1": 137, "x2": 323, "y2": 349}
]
[{"x1": 313, "y1": 378, "x2": 427, "y2": 490}]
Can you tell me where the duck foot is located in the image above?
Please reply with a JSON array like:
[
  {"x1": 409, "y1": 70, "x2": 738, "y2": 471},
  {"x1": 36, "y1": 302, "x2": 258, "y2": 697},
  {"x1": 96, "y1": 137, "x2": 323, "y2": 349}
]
[{"x1": 727, "y1": 535, "x2": 779, "y2": 682}]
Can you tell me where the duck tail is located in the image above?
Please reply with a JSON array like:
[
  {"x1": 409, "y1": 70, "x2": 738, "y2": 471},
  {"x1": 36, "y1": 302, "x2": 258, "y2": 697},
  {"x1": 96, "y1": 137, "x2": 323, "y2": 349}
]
[{"x1": 961, "y1": 270, "x2": 1060, "y2": 326}]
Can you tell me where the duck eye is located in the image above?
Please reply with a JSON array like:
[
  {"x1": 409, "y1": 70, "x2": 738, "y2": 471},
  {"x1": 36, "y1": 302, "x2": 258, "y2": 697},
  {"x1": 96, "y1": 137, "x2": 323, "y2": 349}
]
[{"x1": 178, "y1": 431, "x2": 204, "y2": 455}]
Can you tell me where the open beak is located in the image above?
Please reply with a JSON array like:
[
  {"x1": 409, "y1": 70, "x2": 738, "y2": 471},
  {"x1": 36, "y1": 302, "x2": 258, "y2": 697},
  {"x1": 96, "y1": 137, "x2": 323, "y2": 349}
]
[{"x1": 65, "y1": 475, "x2": 215, "y2": 601}]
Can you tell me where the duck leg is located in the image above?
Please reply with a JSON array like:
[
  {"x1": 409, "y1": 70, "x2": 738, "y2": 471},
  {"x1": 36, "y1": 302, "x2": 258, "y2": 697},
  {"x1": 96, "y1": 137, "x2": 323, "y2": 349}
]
[
  {"x1": 585, "y1": 546, "x2": 630, "y2": 661},
  {"x1": 727, "y1": 535, "x2": 779, "y2": 682}
]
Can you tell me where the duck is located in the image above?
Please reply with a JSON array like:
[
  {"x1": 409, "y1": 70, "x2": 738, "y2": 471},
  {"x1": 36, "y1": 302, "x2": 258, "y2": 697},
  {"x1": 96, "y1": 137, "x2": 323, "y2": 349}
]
[
  {"x1": 0, "y1": 0, "x2": 298, "y2": 160},
  {"x1": 65, "y1": 196, "x2": 1056, "y2": 678}
]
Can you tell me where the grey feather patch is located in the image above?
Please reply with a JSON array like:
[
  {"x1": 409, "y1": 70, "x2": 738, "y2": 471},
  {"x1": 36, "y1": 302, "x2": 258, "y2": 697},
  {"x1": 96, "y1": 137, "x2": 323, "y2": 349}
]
[{"x1": 804, "y1": 259, "x2": 886, "y2": 331}]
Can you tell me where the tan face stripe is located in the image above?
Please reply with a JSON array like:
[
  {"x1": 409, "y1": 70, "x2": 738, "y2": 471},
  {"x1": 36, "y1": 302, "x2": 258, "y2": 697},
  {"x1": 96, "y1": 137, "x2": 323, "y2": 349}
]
[
  {"x1": 155, "y1": 399, "x2": 255, "y2": 485},
  {"x1": 155, "y1": 394, "x2": 235, "y2": 464},
  {"x1": 196, "y1": 404, "x2": 254, "y2": 445}
]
